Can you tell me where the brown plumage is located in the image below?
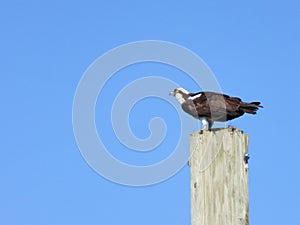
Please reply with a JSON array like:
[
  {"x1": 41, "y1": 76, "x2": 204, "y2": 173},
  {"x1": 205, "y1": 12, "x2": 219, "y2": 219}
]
[{"x1": 170, "y1": 88, "x2": 262, "y2": 129}]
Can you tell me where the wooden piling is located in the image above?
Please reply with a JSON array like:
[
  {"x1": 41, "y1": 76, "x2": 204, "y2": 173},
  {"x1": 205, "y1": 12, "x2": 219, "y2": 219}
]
[{"x1": 190, "y1": 128, "x2": 249, "y2": 225}]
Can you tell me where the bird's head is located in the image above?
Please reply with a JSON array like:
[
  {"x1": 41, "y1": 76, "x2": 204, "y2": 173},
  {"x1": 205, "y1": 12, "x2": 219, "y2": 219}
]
[
  {"x1": 169, "y1": 88, "x2": 189, "y2": 96},
  {"x1": 169, "y1": 88, "x2": 190, "y2": 104}
]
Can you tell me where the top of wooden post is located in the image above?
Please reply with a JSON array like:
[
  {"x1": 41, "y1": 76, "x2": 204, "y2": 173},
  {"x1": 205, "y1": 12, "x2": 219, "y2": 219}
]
[{"x1": 190, "y1": 127, "x2": 249, "y2": 225}]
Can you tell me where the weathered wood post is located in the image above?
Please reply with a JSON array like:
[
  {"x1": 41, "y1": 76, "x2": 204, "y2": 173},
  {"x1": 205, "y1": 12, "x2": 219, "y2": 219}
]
[{"x1": 190, "y1": 128, "x2": 249, "y2": 225}]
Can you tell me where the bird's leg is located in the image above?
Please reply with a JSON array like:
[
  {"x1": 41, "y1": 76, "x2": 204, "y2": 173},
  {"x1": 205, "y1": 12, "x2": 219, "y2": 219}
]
[
  {"x1": 207, "y1": 118, "x2": 214, "y2": 129},
  {"x1": 201, "y1": 118, "x2": 207, "y2": 130}
]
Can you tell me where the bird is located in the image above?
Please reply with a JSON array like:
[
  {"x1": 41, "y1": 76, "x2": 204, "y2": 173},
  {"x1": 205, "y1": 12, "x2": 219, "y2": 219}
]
[{"x1": 169, "y1": 88, "x2": 262, "y2": 129}]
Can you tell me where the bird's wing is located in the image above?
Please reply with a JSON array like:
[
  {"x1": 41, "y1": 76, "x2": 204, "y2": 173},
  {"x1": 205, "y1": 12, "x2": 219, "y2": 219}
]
[{"x1": 192, "y1": 92, "x2": 242, "y2": 119}]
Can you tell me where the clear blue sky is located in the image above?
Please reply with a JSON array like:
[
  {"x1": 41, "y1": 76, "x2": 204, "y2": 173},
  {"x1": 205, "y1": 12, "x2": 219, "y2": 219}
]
[{"x1": 1, "y1": 1, "x2": 299, "y2": 225}]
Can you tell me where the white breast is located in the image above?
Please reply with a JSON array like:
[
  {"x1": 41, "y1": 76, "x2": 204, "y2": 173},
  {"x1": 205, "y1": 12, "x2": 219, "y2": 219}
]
[{"x1": 175, "y1": 93, "x2": 186, "y2": 104}]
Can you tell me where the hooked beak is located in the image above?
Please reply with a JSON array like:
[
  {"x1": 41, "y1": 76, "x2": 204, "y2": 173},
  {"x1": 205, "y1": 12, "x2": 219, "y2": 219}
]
[{"x1": 169, "y1": 90, "x2": 175, "y2": 96}]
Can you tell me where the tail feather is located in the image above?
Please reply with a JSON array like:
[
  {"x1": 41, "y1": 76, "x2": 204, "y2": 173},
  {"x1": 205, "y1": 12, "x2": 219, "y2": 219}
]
[
  {"x1": 250, "y1": 102, "x2": 263, "y2": 108},
  {"x1": 240, "y1": 102, "x2": 263, "y2": 114}
]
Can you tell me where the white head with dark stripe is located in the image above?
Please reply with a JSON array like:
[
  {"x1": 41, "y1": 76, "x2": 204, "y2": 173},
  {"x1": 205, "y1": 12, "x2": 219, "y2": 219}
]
[{"x1": 169, "y1": 88, "x2": 191, "y2": 104}]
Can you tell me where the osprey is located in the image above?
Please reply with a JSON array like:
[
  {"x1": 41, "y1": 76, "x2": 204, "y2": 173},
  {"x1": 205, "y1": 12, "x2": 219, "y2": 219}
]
[{"x1": 170, "y1": 88, "x2": 262, "y2": 129}]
